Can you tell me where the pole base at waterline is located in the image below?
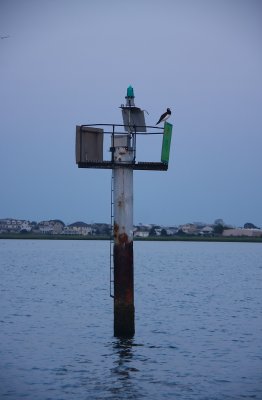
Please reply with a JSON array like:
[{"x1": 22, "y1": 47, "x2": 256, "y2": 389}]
[{"x1": 114, "y1": 303, "x2": 135, "y2": 338}]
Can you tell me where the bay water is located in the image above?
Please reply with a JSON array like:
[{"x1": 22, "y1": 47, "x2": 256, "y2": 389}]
[{"x1": 0, "y1": 239, "x2": 261, "y2": 399}]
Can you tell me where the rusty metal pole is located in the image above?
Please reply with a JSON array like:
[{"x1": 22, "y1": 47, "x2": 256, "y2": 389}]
[
  {"x1": 113, "y1": 137, "x2": 135, "y2": 337},
  {"x1": 75, "y1": 85, "x2": 172, "y2": 338}
]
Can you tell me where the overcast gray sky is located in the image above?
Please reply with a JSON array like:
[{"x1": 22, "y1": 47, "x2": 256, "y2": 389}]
[{"x1": 1, "y1": 0, "x2": 262, "y2": 227}]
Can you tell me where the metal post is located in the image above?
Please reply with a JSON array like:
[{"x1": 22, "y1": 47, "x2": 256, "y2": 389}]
[
  {"x1": 76, "y1": 86, "x2": 172, "y2": 338},
  {"x1": 113, "y1": 138, "x2": 135, "y2": 337}
]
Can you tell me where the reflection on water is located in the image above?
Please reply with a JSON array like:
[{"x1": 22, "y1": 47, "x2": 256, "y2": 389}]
[
  {"x1": 110, "y1": 339, "x2": 142, "y2": 399},
  {"x1": 112, "y1": 338, "x2": 136, "y2": 371}
]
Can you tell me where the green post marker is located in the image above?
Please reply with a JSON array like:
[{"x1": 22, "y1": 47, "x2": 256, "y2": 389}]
[{"x1": 161, "y1": 122, "x2": 173, "y2": 164}]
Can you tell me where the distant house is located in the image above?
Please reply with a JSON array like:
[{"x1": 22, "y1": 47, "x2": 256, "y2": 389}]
[
  {"x1": 0, "y1": 218, "x2": 31, "y2": 233},
  {"x1": 0, "y1": 219, "x2": 11, "y2": 232},
  {"x1": 50, "y1": 220, "x2": 65, "y2": 234},
  {"x1": 200, "y1": 226, "x2": 214, "y2": 235},
  {"x1": 134, "y1": 230, "x2": 149, "y2": 238},
  {"x1": 166, "y1": 227, "x2": 178, "y2": 236},
  {"x1": 134, "y1": 225, "x2": 150, "y2": 238},
  {"x1": 91, "y1": 223, "x2": 111, "y2": 236},
  {"x1": 38, "y1": 221, "x2": 54, "y2": 234},
  {"x1": 20, "y1": 221, "x2": 32, "y2": 232},
  {"x1": 179, "y1": 223, "x2": 198, "y2": 235},
  {"x1": 38, "y1": 220, "x2": 65, "y2": 234},
  {"x1": 223, "y1": 228, "x2": 262, "y2": 237},
  {"x1": 65, "y1": 222, "x2": 93, "y2": 236}
]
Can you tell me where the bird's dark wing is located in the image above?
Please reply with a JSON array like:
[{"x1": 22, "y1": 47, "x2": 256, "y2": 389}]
[{"x1": 156, "y1": 112, "x2": 165, "y2": 125}]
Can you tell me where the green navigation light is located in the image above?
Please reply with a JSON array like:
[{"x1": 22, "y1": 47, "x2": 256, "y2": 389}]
[{"x1": 127, "y1": 85, "x2": 134, "y2": 98}]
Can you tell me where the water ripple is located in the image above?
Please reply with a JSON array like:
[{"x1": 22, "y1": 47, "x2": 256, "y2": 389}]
[{"x1": 0, "y1": 240, "x2": 262, "y2": 399}]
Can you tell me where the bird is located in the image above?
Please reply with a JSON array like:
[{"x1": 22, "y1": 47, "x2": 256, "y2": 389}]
[{"x1": 156, "y1": 108, "x2": 171, "y2": 125}]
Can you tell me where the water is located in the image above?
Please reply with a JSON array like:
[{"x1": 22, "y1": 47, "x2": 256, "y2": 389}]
[{"x1": 0, "y1": 240, "x2": 261, "y2": 400}]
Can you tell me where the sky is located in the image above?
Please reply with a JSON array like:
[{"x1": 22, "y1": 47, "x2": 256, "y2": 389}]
[{"x1": 0, "y1": 0, "x2": 262, "y2": 227}]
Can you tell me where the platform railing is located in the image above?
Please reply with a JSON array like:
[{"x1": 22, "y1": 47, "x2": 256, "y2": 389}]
[{"x1": 77, "y1": 123, "x2": 168, "y2": 171}]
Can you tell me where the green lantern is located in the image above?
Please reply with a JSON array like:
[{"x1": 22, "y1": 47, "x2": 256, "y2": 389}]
[{"x1": 127, "y1": 85, "x2": 134, "y2": 98}]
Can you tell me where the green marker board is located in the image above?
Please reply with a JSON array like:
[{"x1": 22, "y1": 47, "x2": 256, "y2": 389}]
[{"x1": 161, "y1": 122, "x2": 173, "y2": 163}]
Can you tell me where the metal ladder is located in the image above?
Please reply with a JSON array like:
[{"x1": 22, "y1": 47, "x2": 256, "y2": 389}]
[{"x1": 109, "y1": 169, "x2": 114, "y2": 298}]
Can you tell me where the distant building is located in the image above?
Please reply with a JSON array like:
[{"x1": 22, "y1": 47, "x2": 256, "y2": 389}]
[
  {"x1": 50, "y1": 220, "x2": 65, "y2": 234},
  {"x1": 20, "y1": 221, "x2": 32, "y2": 232},
  {"x1": 65, "y1": 222, "x2": 93, "y2": 236},
  {"x1": 38, "y1": 221, "x2": 54, "y2": 234},
  {"x1": 0, "y1": 218, "x2": 261, "y2": 238},
  {"x1": 200, "y1": 226, "x2": 214, "y2": 235},
  {"x1": 37, "y1": 220, "x2": 64, "y2": 234},
  {"x1": 134, "y1": 230, "x2": 149, "y2": 238},
  {"x1": 0, "y1": 218, "x2": 32, "y2": 232},
  {"x1": 166, "y1": 227, "x2": 178, "y2": 235},
  {"x1": 223, "y1": 228, "x2": 262, "y2": 237},
  {"x1": 179, "y1": 223, "x2": 198, "y2": 235}
]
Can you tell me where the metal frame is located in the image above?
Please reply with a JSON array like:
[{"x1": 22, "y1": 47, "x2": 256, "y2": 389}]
[{"x1": 77, "y1": 123, "x2": 168, "y2": 171}]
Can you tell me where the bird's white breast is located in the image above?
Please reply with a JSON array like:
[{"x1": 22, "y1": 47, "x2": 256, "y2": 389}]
[{"x1": 162, "y1": 114, "x2": 170, "y2": 121}]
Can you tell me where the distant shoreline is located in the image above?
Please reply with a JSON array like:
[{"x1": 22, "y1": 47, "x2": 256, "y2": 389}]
[{"x1": 1, "y1": 233, "x2": 262, "y2": 243}]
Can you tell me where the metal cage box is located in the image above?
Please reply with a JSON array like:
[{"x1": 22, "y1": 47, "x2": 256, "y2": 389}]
[
  {"x1": 76, "y1": 126, "x2": 104, "y2": 163},
  {"x1": 111, "y1": 134, "x2": 130, "y2": 148}
]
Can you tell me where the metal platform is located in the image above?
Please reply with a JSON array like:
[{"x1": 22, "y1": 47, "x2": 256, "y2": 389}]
[
  {"x1": 76, "y1": 123, "x2": 172, "y2": 171},
  {"x1": 77, "y1": 161, "x2": 168, "y2": 171}
]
